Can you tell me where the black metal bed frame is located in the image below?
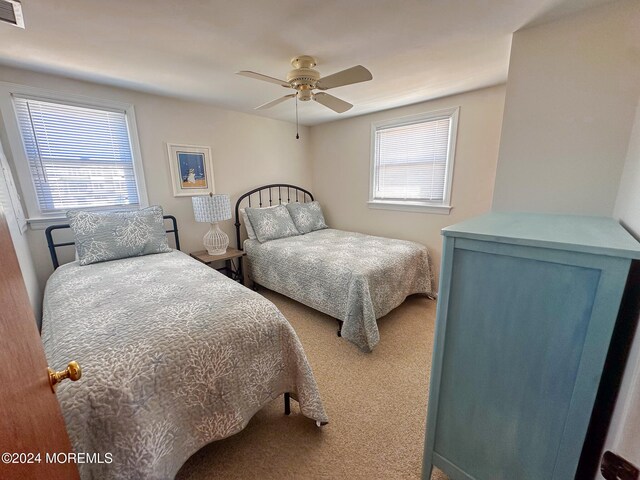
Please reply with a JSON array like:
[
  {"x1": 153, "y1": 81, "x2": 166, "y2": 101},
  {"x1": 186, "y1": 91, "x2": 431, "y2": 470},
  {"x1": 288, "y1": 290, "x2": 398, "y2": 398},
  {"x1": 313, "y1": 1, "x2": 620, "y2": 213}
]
[
  {"x1": 44, "y1": 215, "x2": 181, "y2": 269},
  {"x1": 234, "y1": 183, "x2": 344, "y2": 340},
  {"x1": 234, "y1": 183, "x2": 314, "y2": 250}
]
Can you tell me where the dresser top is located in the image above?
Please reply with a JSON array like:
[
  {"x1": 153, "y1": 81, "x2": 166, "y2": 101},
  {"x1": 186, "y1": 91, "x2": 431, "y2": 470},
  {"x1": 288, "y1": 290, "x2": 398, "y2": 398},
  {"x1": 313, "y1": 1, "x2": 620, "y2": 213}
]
[{"x1": 443, "y1": 213, "x2": 640, "y2": 259}]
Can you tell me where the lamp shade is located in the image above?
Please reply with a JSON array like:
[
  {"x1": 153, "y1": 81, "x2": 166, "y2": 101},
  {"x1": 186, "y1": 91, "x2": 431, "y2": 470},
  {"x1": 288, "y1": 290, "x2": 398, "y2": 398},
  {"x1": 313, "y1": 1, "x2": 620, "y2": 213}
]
[{"x1": 192, "y1": 194, "x2": 231, "y2": 223}]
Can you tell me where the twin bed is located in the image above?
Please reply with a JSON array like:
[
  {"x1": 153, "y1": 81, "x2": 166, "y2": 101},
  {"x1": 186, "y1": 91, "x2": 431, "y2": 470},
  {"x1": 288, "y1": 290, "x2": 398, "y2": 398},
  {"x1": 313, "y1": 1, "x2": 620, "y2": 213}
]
[
  {"x1": 42, "y1": 213, "x2": 327, "y2": 479},
  {"x1": 42, "y1": 184, "x2": 434, "y2": 479}
]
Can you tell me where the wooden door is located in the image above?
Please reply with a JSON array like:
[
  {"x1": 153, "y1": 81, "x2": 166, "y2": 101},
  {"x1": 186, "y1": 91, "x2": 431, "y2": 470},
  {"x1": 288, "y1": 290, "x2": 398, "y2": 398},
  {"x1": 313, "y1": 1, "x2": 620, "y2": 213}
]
[{"x1": 0, "y1": 202, "x2": 79, "y2": 479}]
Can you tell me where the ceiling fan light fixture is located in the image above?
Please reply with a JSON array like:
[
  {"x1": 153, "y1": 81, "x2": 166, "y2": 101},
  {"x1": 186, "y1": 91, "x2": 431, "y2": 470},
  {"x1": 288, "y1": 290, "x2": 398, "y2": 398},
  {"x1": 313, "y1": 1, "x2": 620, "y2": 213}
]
[
  {"x1": 236, "y1": 55, "x2": 372, "y2": 117},
  {"x1": 297, "y1": 90, "x2": 312, "y2": 101},
  {"x1": 286, "y1": 55, "x2": 321, "y2": 91}
]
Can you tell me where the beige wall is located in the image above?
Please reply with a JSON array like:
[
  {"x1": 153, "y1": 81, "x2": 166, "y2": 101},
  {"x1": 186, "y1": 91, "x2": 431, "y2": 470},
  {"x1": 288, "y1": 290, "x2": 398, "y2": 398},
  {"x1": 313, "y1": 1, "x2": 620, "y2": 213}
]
[
  {"x1": 0, "y1": 66, "x2": 311, "y2": 300},
  {"x1": 309, "y1": 84, "x2": 506, "y2": 278},
  {"x1": 492, "y1": 0, "x2": 640, "y2": 215},
  {"x1": 614, "y1": 99, "x2": 640, "y2": 236},
  {"x1": 601, "y1": 97, "x2": 640, "y2": 477}
]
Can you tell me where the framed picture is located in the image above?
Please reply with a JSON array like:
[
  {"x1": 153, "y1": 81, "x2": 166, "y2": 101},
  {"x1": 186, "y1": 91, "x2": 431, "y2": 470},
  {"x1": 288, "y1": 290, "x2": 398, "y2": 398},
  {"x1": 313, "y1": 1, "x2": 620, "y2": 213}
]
[{"x1": 166, "y1": 143, "x2": 214, "y2": 197}]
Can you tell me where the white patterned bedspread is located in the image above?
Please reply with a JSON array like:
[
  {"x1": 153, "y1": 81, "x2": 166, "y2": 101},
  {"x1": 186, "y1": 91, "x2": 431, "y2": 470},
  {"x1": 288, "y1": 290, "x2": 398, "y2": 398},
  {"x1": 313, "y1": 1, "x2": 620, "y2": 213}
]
[
  {"x1": 41, "y1": 250, "x2": 328, "y2": 479},
  {"x1": 244, "y1": 229, "x2": 436, "y2": 352}
]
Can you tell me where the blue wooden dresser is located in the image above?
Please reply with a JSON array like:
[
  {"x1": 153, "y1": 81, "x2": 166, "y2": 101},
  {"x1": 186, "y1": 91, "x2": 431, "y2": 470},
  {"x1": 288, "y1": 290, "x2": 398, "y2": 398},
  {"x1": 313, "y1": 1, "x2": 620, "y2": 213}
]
[{"x1": 422, "y1": 213, "x2": 640, "y2": 480}]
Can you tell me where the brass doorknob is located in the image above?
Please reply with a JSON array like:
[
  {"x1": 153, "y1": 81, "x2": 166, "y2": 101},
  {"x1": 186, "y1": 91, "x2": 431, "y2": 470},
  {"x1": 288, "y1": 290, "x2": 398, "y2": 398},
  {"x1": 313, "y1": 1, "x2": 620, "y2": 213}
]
[{"x1": 48, "y1": 361, "x2": 82, "y2": 392}]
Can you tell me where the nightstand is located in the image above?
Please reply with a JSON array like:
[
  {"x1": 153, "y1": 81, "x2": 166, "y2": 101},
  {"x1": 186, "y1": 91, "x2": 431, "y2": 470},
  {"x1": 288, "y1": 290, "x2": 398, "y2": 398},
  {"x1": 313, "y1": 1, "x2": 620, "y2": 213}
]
[{"x1": 190, "y1": 248, "x2": 246, "y2": 284}]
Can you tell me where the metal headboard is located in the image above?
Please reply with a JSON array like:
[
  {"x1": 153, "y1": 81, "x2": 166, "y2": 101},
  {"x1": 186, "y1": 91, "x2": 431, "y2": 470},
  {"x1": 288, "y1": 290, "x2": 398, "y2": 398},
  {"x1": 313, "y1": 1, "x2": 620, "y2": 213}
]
[
  {"x1": 235, "y1": 184, "x2": 314, "y2": 250},
  {"x1": 45, "y1": 215, "x2": 181, "y2": 270}
]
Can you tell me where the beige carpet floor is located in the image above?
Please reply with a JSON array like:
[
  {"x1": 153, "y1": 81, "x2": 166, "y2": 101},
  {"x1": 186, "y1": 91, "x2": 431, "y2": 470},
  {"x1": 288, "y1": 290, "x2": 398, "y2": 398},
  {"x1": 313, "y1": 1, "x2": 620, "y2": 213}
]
[{"x1": 177, "y1": 289, "x2": 447, "y2": 480}]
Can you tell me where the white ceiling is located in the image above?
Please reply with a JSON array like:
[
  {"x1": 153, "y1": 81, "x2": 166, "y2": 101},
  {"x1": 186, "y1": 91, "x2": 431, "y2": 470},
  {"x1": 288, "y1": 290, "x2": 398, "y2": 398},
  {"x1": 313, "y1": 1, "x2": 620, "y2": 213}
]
[{"x1": 0, "y1": 0, "x2": 614, "y2": 126}]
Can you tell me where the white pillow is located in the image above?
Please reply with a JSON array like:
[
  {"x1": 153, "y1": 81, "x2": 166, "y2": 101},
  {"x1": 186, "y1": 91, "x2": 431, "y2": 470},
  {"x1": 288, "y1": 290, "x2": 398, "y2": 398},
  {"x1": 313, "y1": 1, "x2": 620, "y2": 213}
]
[
  {"x1": 241, "y1": 204, "x2": 285, "y2": 241},
  {"x1": 240, "y1": 208, "x2": 257, "y2": 240}
]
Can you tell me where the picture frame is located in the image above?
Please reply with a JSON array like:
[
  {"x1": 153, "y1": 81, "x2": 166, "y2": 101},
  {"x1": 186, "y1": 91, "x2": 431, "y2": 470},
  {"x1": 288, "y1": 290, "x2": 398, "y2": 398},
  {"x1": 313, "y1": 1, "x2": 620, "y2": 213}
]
[{"x1": 166, "y1": 143, "x2": 214, "y2": 197}]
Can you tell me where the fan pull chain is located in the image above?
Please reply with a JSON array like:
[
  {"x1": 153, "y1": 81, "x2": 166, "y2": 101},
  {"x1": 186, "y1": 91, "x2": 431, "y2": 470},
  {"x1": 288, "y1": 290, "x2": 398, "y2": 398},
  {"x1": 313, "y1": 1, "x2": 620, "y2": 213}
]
[{"x1": 295, "y1": 94, "x2": 300, "y2": 140}]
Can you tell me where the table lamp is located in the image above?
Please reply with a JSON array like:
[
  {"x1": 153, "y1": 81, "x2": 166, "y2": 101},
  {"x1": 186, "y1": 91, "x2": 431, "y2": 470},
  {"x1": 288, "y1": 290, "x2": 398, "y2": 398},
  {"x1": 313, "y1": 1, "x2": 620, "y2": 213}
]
[{"x1": 192, "y1": 193, "x2": 232, "y2": 255}]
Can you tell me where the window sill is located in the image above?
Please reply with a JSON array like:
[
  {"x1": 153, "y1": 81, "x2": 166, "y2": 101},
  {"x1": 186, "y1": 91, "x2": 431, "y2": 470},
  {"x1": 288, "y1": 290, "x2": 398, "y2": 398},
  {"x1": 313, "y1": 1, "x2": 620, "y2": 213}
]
[
  {"x1": 27, "y1": 217, "x2": 69, "y2": 230},
  {"x1": 26, "y1": 205, "x2": 146, "y2": 230},
  {"x1": 367, "y1": 200, "x2": 452, "y2": 215}
]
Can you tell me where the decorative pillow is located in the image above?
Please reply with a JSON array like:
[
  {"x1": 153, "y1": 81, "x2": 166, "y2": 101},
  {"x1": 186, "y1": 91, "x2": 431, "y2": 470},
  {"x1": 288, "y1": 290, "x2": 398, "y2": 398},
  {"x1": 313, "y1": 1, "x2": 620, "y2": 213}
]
[
  {"x1": 245, "y1": 205, "x2": 299, "y2": 243},
  {"x1": 67, "y1": 206, "x2": 171, "y2": 266},
  {"x1": 286, "y1": 201, "x2": 328, "y2": 234},
  {"x1": 241, "y1": 205, "x2": 287, "y2": 241}
]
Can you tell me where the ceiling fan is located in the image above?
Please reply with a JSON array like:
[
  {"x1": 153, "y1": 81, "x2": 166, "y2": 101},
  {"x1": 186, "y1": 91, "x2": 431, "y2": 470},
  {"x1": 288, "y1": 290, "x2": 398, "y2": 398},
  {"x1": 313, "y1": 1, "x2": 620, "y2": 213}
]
[{"x1": 237, "y1": 55, "x2": 373, "y2": 114}]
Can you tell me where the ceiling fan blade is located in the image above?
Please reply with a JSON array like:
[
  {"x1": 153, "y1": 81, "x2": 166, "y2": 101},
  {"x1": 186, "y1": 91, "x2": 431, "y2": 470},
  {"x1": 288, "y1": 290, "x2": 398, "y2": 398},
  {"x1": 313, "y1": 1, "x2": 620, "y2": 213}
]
[
  {"x1": 236, "y1": 71, "x2": 290, "y2": 88},
  {"x1": 313, "y1": 92, "x2": 353, "y2": 113},
  {"x1": 255, "y1": 94, "x2": 296, "y2": 110},
  {"x1": 316, "y1": 65, "x2": 372, "y2": 90}
]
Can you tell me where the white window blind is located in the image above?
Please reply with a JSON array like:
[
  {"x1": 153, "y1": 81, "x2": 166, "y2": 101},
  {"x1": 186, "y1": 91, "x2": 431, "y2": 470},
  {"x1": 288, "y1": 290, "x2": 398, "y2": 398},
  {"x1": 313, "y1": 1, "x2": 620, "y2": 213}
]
[
  {"x1": 373, "y1": 113, "x2": 454, "y2": 204},
  {"x1": 13, "y1": 96, "x2": 140, "y2": 214}
]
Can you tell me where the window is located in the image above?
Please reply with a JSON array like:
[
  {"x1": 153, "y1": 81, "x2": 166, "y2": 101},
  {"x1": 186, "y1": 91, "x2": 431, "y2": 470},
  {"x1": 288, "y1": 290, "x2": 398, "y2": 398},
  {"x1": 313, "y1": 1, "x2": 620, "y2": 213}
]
[
  {"x1": 369, "y1": 107, "x2": 458, "y2": 213},
  {"x1": 10, "y1": 94, "x2": 146, "y2": 218}
]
